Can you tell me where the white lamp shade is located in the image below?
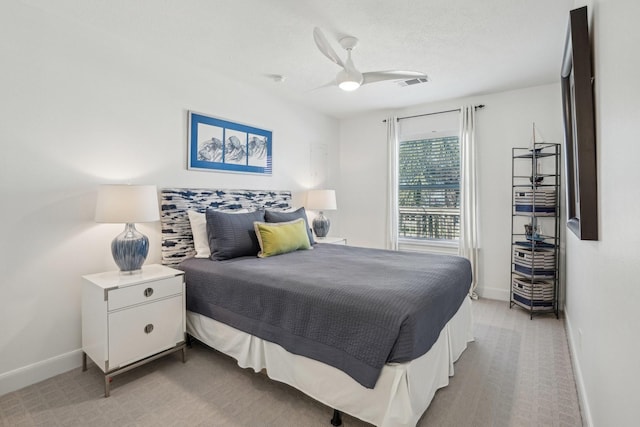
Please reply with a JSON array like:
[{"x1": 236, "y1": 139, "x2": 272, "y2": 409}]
[
  {"x1": 306, "y1": 189, "x2": 337, "y2": 211},
  {"x1": 95, "y1": 184, "x2": 160, "y2": 223}
]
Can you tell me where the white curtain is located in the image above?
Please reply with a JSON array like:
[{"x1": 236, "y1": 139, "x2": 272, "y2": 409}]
[
  {"x1": 386, "y1": 116, "x2": 399, "y2": 251},
  {"x1": 459, "y1": 105, "x2": 479, "y2": 299}
]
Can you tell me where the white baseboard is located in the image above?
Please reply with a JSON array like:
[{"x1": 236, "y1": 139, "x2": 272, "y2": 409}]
[
  {"x1": 563, "y1": 306, "x2": 593, "y2": 427},
  {"x1": 478, "y1": 285, "x2": 509, "y2": 301},
  {"x1": 0, "y1": 349, "x2": 82, "y2": 396}
]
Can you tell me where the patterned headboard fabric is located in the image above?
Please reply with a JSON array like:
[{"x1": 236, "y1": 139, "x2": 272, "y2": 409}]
[{"x1": 160, "y1": 188, "x2": 292, "y2": 267}]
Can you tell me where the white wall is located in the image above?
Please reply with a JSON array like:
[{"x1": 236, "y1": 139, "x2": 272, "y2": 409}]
[
  {"x1": 338, "y1": 84, "x2": 564, "y2": 301},
  {"x1": 0, "y1": 3, "x2": 339, "y2": 394},
  {"x1": 563, "y1": 0, "x2": 640, "y2": 425}
]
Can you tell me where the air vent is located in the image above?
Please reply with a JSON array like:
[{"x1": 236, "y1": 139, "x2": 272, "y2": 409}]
[{"x1": 397, "y1": 78, "x2": 429, "y2": 87}]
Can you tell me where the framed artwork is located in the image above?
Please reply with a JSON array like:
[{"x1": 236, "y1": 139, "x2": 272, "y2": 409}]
[
  {"x1": 560, "y1": 6, "x2": 598, "y2": 240},
  {"x1": 187, "y1": 111, "x2": 272, "y2": 175}
]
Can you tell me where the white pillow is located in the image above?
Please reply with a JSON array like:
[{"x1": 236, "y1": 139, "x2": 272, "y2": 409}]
[{"x1": 187, "y1": 209, "x2": 248, "y2": 258}]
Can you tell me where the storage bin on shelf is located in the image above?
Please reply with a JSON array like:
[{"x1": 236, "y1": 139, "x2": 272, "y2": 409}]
[
  {"x1": 511, "y1": 276, "x2": 554, "y2": 311},
  {"x1": 514, "y1": 187, "x2": 556, "y2": 216},
  {"x1": 512, "y1": 246, "x2": 556, "y2": 277}
]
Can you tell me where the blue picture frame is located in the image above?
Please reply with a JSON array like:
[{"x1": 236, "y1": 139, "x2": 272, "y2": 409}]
[{"x1": 187, "y1": 111, "x2": 272, "y2": 175}]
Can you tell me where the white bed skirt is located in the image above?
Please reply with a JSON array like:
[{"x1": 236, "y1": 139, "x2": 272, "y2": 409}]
[{"x1": 187, "y1": 296, "x2": 474, "y2": 427}]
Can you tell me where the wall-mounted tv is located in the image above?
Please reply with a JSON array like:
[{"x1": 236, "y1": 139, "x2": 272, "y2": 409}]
[{"x1": 561, "y1": 6, "x2": 598, "y2": 240}]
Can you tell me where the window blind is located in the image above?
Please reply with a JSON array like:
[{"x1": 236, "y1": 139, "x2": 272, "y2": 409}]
[{"x1": 398, "y1": 136, "x2": 460, "y2": 240}]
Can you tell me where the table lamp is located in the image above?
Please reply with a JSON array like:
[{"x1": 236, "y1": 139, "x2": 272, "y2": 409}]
[
  {"x1": 95, "y1": 184, "x2": 159, "y2": 272},
  {"x1": 306, "y1": 189, "x2": 337, "y2": 238}
]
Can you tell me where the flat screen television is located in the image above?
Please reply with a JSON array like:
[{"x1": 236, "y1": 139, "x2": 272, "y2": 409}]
[{"x1": 561, "y1": 6, "x2": 598, "y2": 240}]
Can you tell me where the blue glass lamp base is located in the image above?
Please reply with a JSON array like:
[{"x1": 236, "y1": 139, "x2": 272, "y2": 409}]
[
  {"x1": 312, "y1": 212, "x2": 331, "y2": 238},
  {"x1": 111, "y1": 223, "x2": 149, "y2": 272}
]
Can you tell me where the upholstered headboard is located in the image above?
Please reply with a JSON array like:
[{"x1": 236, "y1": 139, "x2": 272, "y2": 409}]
[{"x1": 160, "y1": 188, "x2": 292, "y2": 266}]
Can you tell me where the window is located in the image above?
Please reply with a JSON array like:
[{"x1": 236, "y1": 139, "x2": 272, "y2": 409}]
[{"x1": 398, "y1": 135, "x2": 460, "y2": 241}]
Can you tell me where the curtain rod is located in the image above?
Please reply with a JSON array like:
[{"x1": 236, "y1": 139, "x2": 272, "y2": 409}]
[{"x1": 382, "y1": 104, "x2": 485, "y2": 123}]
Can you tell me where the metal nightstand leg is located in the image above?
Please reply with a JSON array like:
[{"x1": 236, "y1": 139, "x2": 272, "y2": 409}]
[
  {"x1": 104, "y1": 375, "x2": 111, "y2": 397},
  {"x1": 96, "y1": 342, "x2": 186, "y2": 397}
]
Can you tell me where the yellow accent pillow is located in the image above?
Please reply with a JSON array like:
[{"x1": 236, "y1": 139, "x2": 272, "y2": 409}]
[{"x1": 254, "y1": 218, "x2": 312, "y2": 258}]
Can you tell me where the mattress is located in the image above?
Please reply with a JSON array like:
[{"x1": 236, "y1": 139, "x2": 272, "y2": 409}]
[{"x1": 180, "y1": 244, "x2": 471, "y2": 388}]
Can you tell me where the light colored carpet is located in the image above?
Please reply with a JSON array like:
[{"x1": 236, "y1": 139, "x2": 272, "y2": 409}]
[{"x1": 0, "y1": 299, "x2": 582, "y2": 426}]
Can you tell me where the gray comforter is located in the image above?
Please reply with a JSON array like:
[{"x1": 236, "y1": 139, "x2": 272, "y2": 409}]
[{"x1": 180, "y1": 244, "x2": 471, "y2": 388}]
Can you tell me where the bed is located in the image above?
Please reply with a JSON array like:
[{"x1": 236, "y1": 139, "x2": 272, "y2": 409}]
[{"x1": 160, "y1": 188, "x2": 474, "y2": 427}]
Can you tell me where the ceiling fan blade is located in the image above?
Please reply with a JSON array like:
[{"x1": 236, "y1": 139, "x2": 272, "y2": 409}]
[
  {"x1": 362, "y1": 71, "x2": 429, "y2": 85},
  {"x1": 313, "y1": 27, "x2": 344, "y2": 68}
]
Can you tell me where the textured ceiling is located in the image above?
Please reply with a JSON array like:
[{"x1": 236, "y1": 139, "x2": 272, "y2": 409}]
[{"x1": 26, "y1": 0, "x2": 575, "y2": 119}]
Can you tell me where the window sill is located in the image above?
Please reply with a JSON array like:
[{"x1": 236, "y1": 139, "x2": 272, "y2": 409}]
[{"x1": 398, "y1": 238, "x2": 459, "y2": 255}]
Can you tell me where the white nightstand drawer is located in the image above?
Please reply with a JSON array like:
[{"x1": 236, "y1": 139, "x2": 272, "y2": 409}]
[
  {"x1": 108, "y1": 294, "x2": 184, "y2": 369},
  {"x1": 108, "y1": 275, "x2": 183, "y2": 311}
]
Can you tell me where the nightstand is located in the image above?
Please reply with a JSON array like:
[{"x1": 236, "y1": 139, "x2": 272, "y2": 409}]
[
  {"x1": 81, "y1": 264, "x2": 186, "y2": 397},
  {"x1": 315, "y1": 236, "x2": 347, "y2": 245}
]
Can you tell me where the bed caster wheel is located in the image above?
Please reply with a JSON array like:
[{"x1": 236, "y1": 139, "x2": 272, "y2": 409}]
[{"x1": 330, "y1": 409, "x2": 342, "y2": 426}]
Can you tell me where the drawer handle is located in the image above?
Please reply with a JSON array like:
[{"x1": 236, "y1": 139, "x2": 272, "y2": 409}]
[
  {"x1": 144, "y1": 324, "x2": 154, "y2": 334},
  {"x1": 144, "y1": 287, "x2": 154, "y2": 297}
]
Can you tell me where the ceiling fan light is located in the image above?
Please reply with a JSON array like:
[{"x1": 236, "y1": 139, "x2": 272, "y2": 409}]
[
  {"x1": 338, "y1": 80, "x2": 361, "y2": 91},
  {"x1": 336, "y1": 68, "x2": 362, "y2": 91}
]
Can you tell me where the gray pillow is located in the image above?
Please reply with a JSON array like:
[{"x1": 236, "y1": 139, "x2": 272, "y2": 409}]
[
  {"x1": 206, "y1": 209, "x2": 265, "y2": 260},
  {"x1": 264, "y1": 207, "x2": 315, "y2": 245}
]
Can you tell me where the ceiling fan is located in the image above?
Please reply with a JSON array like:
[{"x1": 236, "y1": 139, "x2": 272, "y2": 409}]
[{"x1": 313, "y1": 27, "x2": 429, "y2": 91}]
